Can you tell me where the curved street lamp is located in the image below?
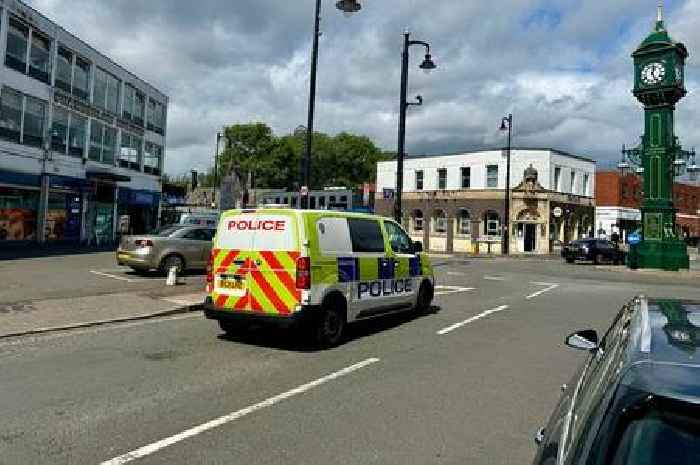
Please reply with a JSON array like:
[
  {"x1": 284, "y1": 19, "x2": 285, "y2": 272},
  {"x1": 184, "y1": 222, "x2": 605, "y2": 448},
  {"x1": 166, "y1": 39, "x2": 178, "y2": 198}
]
[
  {"x1": 301, "y1": 0, "x2": 363, "y2": 208},
  {"x1": 394, "y1": 32, "x2": 437, "y2": 222},
  {"x1": 499, "y1": 114, "x2": 513, "y2": 255}
]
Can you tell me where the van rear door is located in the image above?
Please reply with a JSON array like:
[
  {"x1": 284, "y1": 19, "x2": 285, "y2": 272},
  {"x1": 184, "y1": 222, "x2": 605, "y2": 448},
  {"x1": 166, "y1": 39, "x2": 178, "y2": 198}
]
[{"x1": 215, "y1": 211, "x2": 300, "y2": 315}]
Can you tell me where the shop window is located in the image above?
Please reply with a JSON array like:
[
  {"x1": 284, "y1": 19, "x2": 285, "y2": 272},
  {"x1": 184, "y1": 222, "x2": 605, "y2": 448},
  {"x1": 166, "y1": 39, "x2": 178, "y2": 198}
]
[
  {"x1": 51, "y1": 107, "x2": 69, "y2": 154},
  {"x1": 22, "y1": 96, "x2": 46, "y2": 148},
  {"x1": 433, "y1": 210, "x2": 447, "y2": 234},
  {"x1": 5, "y1": 17, "x2": 28, "y2": 74},
  {"x1": 73, "y1": 57, "x2": 90, "y2": 101},
  {"x1": 68, "y1": 114, "x2": 87, "y2": 158},
  {"x1": 0, "y1": 87, "x2": 23, "y2": 143},
  {"x1": 0, "y1": 187, "x2": 40, "y2": 241},
  {"x1": 438, "y1": 168, "x2": 447, "y2": 190},
  {"x1": 144, "y1": 142, "x2": 162, "y2": 175},
  {"x1": 461, "y1": 167, "x2": 471, "y2": 189},
  {"x1": 29, "y1": 31, "x2": 51, "y2": 84},
  {"x1": 487, "y1": 165, "x2": 499, "y2": 188},
  {"x1": 55, "y1": 46, "x2": 73, "y2": 94},
  {"x1": 412, "y1": 210, "x2": 424, "y2": 232},
  {"x1": 485, "y1": 211, "x2": 501, "y2": 236},
  {"x1": 458, "y1": 210, "x2": 471, "y2": 235},
  {"x1": 94, "y1": 68, "x2": 121, "y2": 115}
]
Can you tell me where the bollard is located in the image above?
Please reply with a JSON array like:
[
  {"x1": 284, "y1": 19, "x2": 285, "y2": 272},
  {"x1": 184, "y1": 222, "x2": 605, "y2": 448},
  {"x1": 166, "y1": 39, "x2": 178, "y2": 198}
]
[{"x1": 166, "y1": 266, "x2": 177, "y2": 286}]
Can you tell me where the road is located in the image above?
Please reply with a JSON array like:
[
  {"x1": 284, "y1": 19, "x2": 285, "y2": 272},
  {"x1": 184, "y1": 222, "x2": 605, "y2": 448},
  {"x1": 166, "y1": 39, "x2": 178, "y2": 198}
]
[{"x1": 2, "y1": 258, "x2": 700, "y2": 464}]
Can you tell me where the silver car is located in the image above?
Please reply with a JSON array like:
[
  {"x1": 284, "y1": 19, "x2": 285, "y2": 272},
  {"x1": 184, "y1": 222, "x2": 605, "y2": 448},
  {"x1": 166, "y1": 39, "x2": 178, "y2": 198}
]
[{"x1": 117, "y1": 225, "x2": 215, "y2": 274}]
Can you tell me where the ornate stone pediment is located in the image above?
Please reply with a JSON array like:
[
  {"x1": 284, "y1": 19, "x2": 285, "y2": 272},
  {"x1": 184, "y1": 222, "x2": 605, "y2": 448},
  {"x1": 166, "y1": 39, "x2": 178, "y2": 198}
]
[{"x1": 513, "y1": 164, "x2": 545, "y2": 193}]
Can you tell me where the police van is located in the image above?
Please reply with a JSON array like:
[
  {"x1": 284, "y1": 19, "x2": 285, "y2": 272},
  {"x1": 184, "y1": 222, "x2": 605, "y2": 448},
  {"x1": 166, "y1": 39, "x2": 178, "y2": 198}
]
[{"x1": 203, "y1": 208, "x2": 434, "y2": 346}]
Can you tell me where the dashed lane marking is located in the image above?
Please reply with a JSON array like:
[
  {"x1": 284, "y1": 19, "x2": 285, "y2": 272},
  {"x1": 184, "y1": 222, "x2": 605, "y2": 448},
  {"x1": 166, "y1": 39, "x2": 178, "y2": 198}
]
[
  {"x1": 100, "y1": 357, "x2": 381, "y2": 465},
  {"x1": 437, "y1": 305, "x2": 510, "y2": 335},
  {"x1": 89, "y1": 271, "x2": 140, "y2": 283},
  {"x1": 483, "y1": 276, "x2": 506, "y2": 281},
  {"x1": 435, "y1": 286, "x2": 475, "y2": 296},
  {"x1": 525, "y1": 284, "x2": 559, "y2": 300}
]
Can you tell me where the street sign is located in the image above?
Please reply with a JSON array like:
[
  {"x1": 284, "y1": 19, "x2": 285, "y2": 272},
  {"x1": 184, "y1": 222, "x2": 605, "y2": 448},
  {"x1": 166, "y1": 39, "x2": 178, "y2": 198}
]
[
  {"x1": 628, "y1": 231, "x2": 641, "y2": 245},
  {"x1": 553, "y1": 207, "x2": 563, "y2": 218},
  {"x1": 383, "y1": 188, "x2": 395, "y2": 200}
]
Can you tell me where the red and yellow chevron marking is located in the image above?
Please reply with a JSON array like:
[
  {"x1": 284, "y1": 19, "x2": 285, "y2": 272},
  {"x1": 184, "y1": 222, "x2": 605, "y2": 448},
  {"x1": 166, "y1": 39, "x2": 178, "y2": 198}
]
[{"x1": 208, "y1": 248, "x2": 301, "y2": 316}]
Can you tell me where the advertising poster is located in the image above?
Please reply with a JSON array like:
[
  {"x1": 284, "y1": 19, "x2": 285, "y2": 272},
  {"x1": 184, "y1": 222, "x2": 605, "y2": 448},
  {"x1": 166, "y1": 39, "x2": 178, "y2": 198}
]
[{"x1": 0, "y1": 208, "x2": 37, "y2": 241}]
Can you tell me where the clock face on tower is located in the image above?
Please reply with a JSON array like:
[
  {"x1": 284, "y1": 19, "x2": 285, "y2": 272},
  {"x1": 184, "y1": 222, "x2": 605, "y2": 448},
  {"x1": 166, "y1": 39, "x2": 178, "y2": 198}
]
[{"x1": 641, "y1": 62, "x2": 666, "y2": 85}]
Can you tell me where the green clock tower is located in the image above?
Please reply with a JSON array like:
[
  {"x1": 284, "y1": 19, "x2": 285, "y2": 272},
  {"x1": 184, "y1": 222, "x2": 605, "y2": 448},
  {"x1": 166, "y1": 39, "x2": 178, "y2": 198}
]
[{"x1": 622, "y1": 4, "x2": 697, "y2": 271}]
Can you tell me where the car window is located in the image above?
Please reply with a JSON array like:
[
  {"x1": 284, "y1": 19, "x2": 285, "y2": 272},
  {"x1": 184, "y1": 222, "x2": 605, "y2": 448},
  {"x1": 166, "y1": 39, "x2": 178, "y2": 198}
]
[
  {"x1": 384, "y1": 221, "x2": 414, "y2": 254},
  {"x1": 347, "y1": 218, "x2": 385, "y2": 253},
  {"x1": 155, "y1": 226, "x2": 184, "y2": 237},
  {"x1": 182, "y1": 229, "x2": 210, "y2": 241},
  {"x1": 565, "y1": 302, "x2": 635, "y2": 459}
]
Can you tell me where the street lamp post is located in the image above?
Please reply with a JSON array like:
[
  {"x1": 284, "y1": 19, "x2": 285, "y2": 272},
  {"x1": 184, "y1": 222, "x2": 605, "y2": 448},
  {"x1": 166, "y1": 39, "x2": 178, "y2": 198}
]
[
  {"x1": 499, "y1": 114, "x2": 513, "y2": 255},
  {"x1": 301, "y1": 0, "x2": 363, "y2": 209},
  {"x1": 212, "y1": 131, "x2": 222, "y2": 209},
  {"x1": 394, "y1": 32, "x2": 436, "y2": 223}
]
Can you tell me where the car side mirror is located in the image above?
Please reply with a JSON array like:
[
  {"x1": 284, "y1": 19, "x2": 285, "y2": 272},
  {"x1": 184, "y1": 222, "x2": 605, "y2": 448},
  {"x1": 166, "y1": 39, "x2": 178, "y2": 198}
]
[
  {"x1": 413, "y1": 241, "x2": 423, "y2": 253},
  {"x1": 565, "y1": 330, "x2": 599, "y2": 351}
]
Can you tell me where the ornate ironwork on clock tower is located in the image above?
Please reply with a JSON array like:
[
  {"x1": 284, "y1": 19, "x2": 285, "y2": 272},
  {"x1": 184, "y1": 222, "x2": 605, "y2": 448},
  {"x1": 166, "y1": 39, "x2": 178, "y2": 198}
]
[{"x1": 620, "y1": 3, "x2": 699, "y2": 270}]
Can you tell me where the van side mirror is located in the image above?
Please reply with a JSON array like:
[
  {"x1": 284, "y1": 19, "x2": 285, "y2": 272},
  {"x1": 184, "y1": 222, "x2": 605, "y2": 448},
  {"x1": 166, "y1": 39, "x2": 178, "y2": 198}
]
[
  {"x1": 565, "y1": 330, "x2": 599, "y2": 351},
  {"x1": 413, "y1": 241, "x2": 423, "y2": 253}
]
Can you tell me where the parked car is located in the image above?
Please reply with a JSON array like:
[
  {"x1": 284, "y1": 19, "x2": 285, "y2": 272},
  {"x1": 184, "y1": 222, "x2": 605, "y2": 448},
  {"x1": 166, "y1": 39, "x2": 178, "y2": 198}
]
[
  {"x1": 117, "y1": 225, "x2": 216, "y2": 274},
  {"x1": 533, "y1": 296, "x2": 700, "y2": 465},
  {"x1": 561, "y1": 238, "x2": 625, "y2": 265}
]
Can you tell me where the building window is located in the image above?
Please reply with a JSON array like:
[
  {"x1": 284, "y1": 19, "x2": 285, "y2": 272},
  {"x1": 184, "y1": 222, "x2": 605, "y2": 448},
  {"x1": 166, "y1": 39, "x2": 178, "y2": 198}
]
[
  {"x1": 29, "y1": 31, "x2": 51, "y2": 84},
  {"x1": 5, "y1": 17, "x2": 28, "y2": 74},
  {"x1": 120, "y1": 132, "x2": 142, "y2": 171},
  {"x1": 318, "y1": 196, "x2": 326, "y2": 208},
  {"x1": 22, "y1": 96, "x2": 46, "y2": 148},
  {"x1": 570, "y1": 170, "x2": 576, "y2": 194},
  {"x1": 487, "y1": 165, "x2": 499, "y2": 188},
  {"x1": 147, "y1": 98, "x2": 166, "y2": 135},
  {"x1": 554, "y1": 166, "x2": 562, "y2": 192},
  {"x1": 438, "y1": 168, "x2": 447, "y2": 190},
  {"x1": 433, "y1": 210, "x2": 447, "y2": 234},
  {"x1": 123, "y1": 85, "x2": 145, "y2": 126},
  {"x1": 458, "y1": 210, "x2": 471, "y2": 235},
  {"x1": 68, "y1": 114, "x2": 87, "y2": 158},
  {"x1": 144, "y1": 142, "x2": 162, "y2": 175},
  {"x1": 55, "y1": 46, "x2": 73, "y2": 93},
  {"x1": 51, "y1": 107, "x2": 69, "y2": 154},
  {"x1": 73, "y1": 57, "x2": 90, "y2": 101},
  {"x1": 485, "y1": 211, "x2": 501, "y2": 236},
  {"x1": 123, "y1": 84, "x2": 134, "y2": 120},
  {"x1": 134, "y1": 91, "x2": 146, "y2": 126},
  {"x1": 461, "y1": 167, "x2": 471, "y2": 189},
  {"x1": 94, "y1": 68, "x2": 121, "y2": 115},
  {"x1": 412, "y1": 210, "x2": 424, "y2": 232},
  {"x1": 416, "y1": 170, "x2": 424, "y2": 190},
  {"x1": 0, "y1": 87, "x2": 23, "y2": 143},
  {"x1": 583, "y1": 174, "x2": 590, "y2": 196},
  {"x1": 89, "y1": 120, "x2": 117, "y2": 165}
]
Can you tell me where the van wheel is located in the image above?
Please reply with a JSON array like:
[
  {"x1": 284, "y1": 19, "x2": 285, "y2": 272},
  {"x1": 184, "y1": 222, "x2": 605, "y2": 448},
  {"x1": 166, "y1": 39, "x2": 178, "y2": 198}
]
[
  {"x1": 314, "y1": 296, "x2": 346, "y2": 348},
  {"x1": 160, "y1": 254, "x2": 185, "y2": 275},
  {"x1": 415, "y1": 281, "x2": 434, "y2": 314}
]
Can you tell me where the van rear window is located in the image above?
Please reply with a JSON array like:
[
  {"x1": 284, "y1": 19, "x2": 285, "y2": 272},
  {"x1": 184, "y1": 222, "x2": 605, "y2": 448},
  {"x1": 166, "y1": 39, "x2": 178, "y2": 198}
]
[{"x1": 217, "y1": 214, "x2": 295, "y2": 251}]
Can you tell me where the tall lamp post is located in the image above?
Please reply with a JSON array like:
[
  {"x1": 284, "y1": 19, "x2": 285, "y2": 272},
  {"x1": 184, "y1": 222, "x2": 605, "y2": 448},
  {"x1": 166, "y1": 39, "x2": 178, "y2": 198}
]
[
  {"x1": 301, "y1": 0, "x2": 363, "y2": 209},
  {"x1": 499, "y1": 114, "x2": 513, "y2": 255},
  {"x1": 394, "y1": 32, "x2": 437, "y2": 223},
  {"x1": 212, "y1": 131, "x2": 222, "y2": 209}
]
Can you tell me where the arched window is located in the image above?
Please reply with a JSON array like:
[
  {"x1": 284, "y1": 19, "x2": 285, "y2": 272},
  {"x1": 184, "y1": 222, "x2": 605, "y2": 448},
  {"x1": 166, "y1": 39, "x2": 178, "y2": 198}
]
[
  {"x1": 457, "y1": 209, "x2": 471, "y2": 235},
  {"x1": 433, "y1": 210, "x2": 447, "y2": 234},
  {"x1": 412, "y1": 210, "x2": 424, "y2": 232},
  {"x1": 484, "y1": 210, "x2": 501, "y2": 237}
]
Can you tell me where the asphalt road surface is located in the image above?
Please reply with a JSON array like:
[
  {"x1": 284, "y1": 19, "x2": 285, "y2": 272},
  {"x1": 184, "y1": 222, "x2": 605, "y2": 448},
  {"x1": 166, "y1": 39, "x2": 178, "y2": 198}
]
[{"x1": 2, "y1": 258, "x2": 700, "y2": 465}]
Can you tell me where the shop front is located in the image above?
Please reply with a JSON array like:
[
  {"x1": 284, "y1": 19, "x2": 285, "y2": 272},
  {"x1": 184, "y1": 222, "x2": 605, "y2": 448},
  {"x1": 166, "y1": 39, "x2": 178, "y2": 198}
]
[
  {"x1": 118, "y1": 188, "x2": 161, "y2": 235},
  {"x1": 46, "y1": 175, "x2": 93, "y2": 243},
  {"x1": 0, "y1": 170, "x2": 41, "y2": 244}
]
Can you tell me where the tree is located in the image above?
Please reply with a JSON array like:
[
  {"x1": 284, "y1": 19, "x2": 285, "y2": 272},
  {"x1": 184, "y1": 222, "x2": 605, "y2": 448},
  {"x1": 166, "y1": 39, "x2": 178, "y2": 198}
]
[{"x1": 218, "y1": 122, "x2": 276, "y2": 190}]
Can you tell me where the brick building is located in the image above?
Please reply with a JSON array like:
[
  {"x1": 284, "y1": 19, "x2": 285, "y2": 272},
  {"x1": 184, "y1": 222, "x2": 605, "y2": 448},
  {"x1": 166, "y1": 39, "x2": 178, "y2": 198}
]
[{"x1": 595, "y1": 171, "x2": 700, "y2": 242}]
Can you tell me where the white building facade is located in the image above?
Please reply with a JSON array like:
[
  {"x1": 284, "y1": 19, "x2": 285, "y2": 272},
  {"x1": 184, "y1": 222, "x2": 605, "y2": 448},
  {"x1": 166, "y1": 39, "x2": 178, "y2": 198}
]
[
  {"x1": 0, "y1": 0, "x2": 168, "y2": 245},
  {"x1": 375, "y1": 148, "x2": 596, "y2": 255}
]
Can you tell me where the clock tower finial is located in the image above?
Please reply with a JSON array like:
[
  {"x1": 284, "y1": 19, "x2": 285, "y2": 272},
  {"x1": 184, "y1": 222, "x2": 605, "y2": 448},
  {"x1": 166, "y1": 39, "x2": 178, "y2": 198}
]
[{"x1": 656, "y1": 1, "x2": 665, "y2": 31}]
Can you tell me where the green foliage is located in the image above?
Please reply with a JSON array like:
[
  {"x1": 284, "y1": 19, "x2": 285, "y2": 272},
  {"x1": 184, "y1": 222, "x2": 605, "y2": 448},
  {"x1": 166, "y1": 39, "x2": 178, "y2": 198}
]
[{"x1": 214, "y1": 122, "x2": 387, "y2": 190}]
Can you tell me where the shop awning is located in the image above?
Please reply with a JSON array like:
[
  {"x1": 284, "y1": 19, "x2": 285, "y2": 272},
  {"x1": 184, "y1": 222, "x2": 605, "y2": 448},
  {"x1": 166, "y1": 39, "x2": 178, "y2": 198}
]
[{"x1": 86, "y1": 170, "x2": 131, "y2": 183}]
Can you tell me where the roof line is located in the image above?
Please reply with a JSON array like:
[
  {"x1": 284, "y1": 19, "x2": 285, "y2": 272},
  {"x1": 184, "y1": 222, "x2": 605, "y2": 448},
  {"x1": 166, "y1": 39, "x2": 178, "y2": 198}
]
[{"x1": 400, "y1": 147, "x2": 597, "y2": 163}]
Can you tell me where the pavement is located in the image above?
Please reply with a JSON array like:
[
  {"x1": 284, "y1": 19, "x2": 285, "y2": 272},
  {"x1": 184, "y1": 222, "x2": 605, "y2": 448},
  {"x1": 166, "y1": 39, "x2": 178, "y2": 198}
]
[{"x1": 2, "y1": 255, "x2": 700, "y2": 464}]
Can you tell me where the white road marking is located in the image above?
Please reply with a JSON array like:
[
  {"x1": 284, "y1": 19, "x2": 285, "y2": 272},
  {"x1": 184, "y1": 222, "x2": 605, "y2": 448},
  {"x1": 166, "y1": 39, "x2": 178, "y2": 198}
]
[
  {"x1": 530, "y1": 281, "x2": 558, "y2": 286},
  {"x1": 525, "y1": 284, "x2": 559, "y2": 300},
  {"x1": 437, "y1": 305, "x2": 509, "y2": 335},
  {"x1": 100, "y1": 357, "x2": 381, "y2": 465},
  {"x1": 483, "y1": 276, "x2": 505, "y2": 281},
  {"x1": 161, "y1": 293, "x2": 205, "y2": 306},
  {"x1": 89, "y1": 271, "x2": 139, "y2": 283},
  {"x1": 435, "y1": 285, "x2": 475, "y2": 296},
  {"x1": 447, "y1": 271, "x2": 465, "y2": 276}
]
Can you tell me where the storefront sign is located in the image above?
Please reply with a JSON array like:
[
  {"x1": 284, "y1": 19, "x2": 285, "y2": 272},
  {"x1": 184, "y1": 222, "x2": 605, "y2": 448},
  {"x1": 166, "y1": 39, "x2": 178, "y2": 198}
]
[
  {"x1": 54, "y1": 90, "x2": 115, "y2": 125},
  {"x1": 553, "y1": 207, "x2": 563, "y2": 218}
]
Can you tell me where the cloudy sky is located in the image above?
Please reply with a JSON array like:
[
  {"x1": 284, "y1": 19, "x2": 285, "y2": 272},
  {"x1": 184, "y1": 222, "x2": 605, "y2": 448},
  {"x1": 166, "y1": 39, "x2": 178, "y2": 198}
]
[{"x1": 27, "y1": 0, "x2": 700, "y2": 175}]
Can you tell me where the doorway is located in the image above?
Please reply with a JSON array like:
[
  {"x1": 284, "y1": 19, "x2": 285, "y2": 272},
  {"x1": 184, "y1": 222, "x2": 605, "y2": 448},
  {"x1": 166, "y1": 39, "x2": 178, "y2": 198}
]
[{"x1": 524, "y1": 224, "x2": 537, "y2": 252}]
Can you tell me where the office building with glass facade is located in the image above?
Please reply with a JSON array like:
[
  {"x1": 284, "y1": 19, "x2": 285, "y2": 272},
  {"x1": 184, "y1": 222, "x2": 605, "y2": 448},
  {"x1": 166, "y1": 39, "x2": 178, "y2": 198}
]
[{"x1": 0, "y1": 0, "x2": 168, "y2": 245}]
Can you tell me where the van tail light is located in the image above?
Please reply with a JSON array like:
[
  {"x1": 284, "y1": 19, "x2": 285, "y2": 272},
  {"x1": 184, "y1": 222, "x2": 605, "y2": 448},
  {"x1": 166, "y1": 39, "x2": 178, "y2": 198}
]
[
  {"x1": 135, "y1": 239, "x2": 153, "y2": 247},
  {"x1": 206, "y1": 251, "x2": 215, "y2": 284},
  {"x1": 296, "y1": 257, "x2": 311, "y2": 290}
]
